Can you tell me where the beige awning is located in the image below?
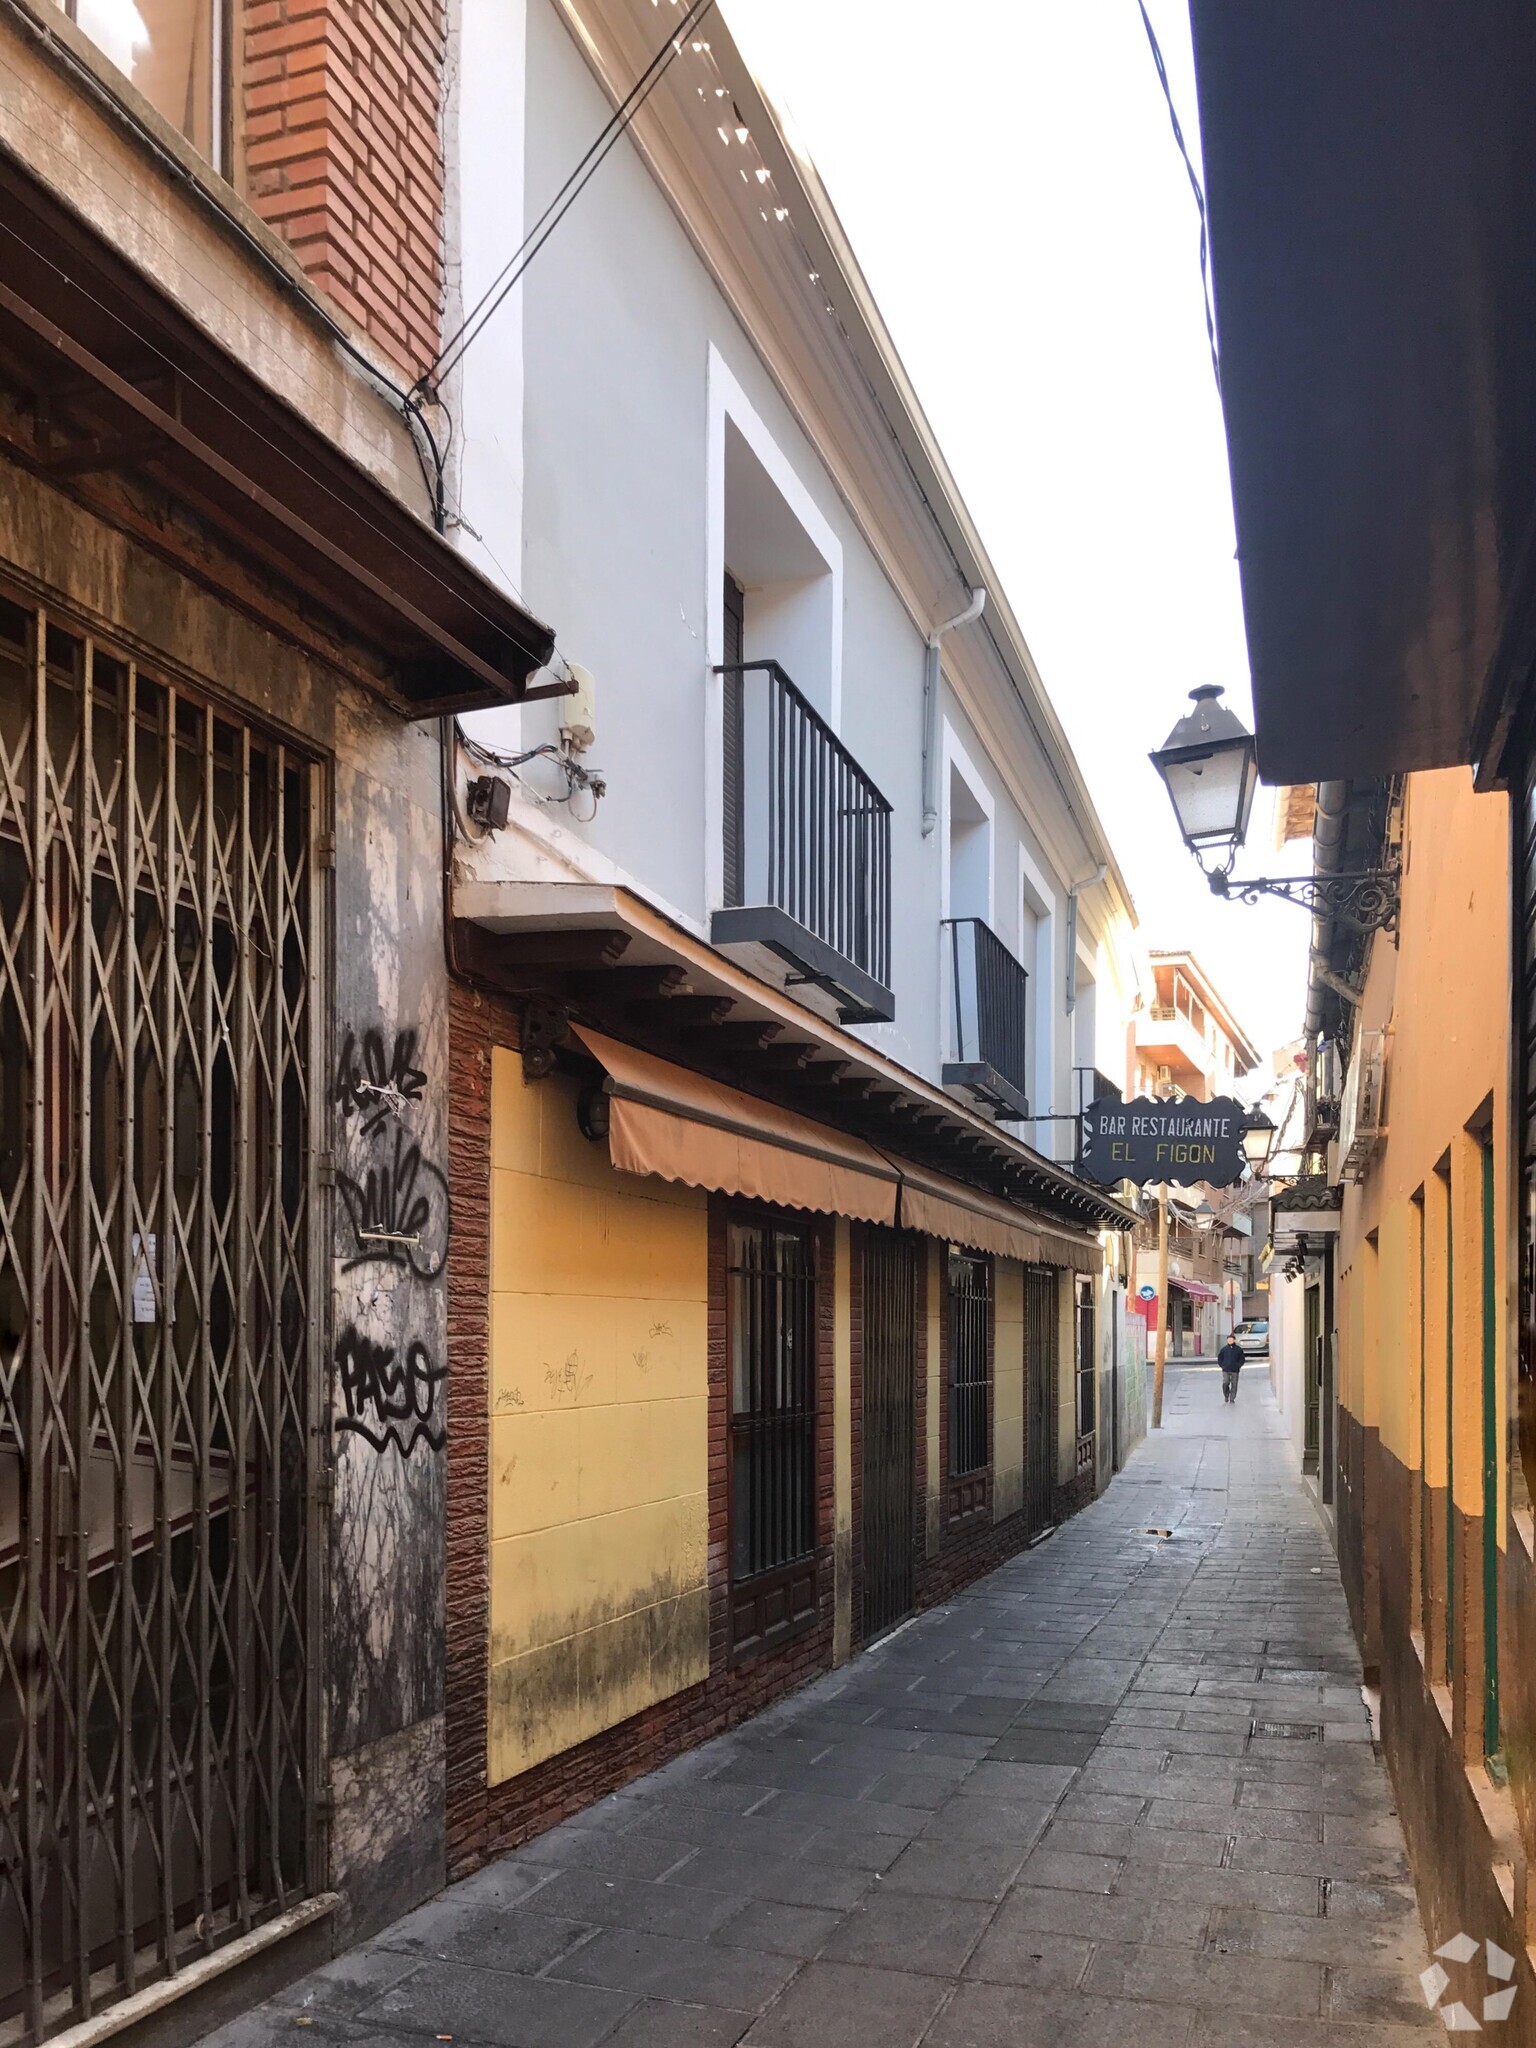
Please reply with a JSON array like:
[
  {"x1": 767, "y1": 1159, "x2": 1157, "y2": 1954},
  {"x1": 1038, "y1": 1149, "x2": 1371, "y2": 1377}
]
[
  {"x1": 571, "y1": 1025, "x2": 900, "y2": 1225},
  {"x1": 897, "y1": 1162, "x2": 1100, "y2": 1272}
]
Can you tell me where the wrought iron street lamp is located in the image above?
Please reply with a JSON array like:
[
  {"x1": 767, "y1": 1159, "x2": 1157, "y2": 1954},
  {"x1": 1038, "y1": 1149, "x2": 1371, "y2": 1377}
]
[
  {"x1": 1150, "y1": 686, "x2": 1399, "y2": 936},
  {"x1": 1150, "y1": 684, "x2": 1259, "y2": 866},
  {"x1": 1240, "y1": 1108, "x2": 1277, "y2": 1177}
]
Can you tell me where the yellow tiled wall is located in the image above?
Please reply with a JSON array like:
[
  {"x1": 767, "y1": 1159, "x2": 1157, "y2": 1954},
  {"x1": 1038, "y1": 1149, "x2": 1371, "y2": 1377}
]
[
  {"x1": 993, "y1": 1260, "x2": 1024, "y2": 1521},
  {"x1": 487, "y1": 1049, "x2": 710, "y2": 1784}
]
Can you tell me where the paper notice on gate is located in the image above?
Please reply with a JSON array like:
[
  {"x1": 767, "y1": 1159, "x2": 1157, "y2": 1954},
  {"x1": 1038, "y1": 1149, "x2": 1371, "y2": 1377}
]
[{"x1": 131, "y1": 1233, "x2": 175, "y2": 1323}]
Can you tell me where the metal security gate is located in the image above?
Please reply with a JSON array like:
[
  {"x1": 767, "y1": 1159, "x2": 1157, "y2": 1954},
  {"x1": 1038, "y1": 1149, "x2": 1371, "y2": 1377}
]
[
  {"x1": 947, "y1": 1250, "x2": 991, "y2": 1521},
  {"x1": 861, "y1": 1229, "x2": 917, "y2": 1641},
  {"x1": 1023, "y1": 1265, "x2": 1059, "y2": 1537},
  {"x1": 0, "y1": 592, "x2": 323, "y2": 2045},
  {"x1": 1074, "y1": 1279, "x2": 1096, "y2": 1482},
  {"x1": 727, "y1": 1216, "x2": 819, "y2": 1656}
]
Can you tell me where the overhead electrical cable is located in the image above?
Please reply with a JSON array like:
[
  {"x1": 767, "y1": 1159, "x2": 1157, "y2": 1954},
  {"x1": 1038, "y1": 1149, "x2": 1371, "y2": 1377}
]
[
  {"x1": 422, "y1": 0, "x2": 717, "y2": 396},
  {"x1": 1134, "y1": 0, "x2": 1221, "y2": 396}
]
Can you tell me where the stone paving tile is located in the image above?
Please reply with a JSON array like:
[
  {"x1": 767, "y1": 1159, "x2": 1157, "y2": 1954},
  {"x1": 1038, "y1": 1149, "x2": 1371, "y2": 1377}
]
[
  {"x1": 1189, "y1": 2019, "x2": 1438, "y2": 2047},
  {"x1": 355, "y1": 1961, "x2": 638, "y2": 2047},
  {"x1": 876, "y1": 1838, "x2": 1030, "y2": 1901},
  {"x1": 554, "y1": 1926, "x2": 798, "y2": 2008},
  {"x1": 738, "y1": 1960, "x2": 947, "y2": 2048},
  {"x1": 601, "y1": 2004, "x2": 753, "y2": 2048},
  {"x1": 926, "y1": 1981, "x2": 1198, "y2": 2048},
  {"x1": 819, "y1": 1890, "x2": 995, "y2": 1974},
  {"x1": 197, "y1": 1368, "x2": 1436, "y2": 2048},
  {"x1": 266, "y1": 1946, "x2": 424, "y2": 2017},
  {"x1": 1209, "y1": 1904, "x2": 1427, "y2": 1970},
  {"x1": 712, "y1": 1899, "x2": 845, "y2": 1959},
  {"x1": 505, "y1": 1865, "x2": 746, "y2": 1939}
]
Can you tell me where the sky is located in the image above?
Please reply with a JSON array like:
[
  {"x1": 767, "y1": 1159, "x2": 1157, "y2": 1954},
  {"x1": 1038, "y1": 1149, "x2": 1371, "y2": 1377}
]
[{"x1": 722, "y1": 0, "x2": 1310, "y2": 1071}]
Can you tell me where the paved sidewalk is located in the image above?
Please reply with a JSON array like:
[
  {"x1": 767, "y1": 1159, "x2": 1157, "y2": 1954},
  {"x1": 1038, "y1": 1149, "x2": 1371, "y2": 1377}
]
[{"x1": 203, "y1": 1365, "x2": 1435, "y2": 2048}]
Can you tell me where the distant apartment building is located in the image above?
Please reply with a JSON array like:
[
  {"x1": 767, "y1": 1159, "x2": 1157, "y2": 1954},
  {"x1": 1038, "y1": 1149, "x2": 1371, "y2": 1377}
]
[{"x1": 1129, "y1": 951, "x2": 1261, "y2": 1355}]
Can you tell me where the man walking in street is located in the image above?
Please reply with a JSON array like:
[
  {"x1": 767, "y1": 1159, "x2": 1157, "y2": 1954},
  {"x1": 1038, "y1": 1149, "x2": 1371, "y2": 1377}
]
[{"x1": 1218, "y1": 1333, "x2": 1245, "y2": 1404}]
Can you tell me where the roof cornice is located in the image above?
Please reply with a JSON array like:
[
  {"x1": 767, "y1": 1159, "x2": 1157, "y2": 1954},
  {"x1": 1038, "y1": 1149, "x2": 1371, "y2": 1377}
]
[{"x1": 549, "y1": 0, "x2": 1136, "y2": 928}]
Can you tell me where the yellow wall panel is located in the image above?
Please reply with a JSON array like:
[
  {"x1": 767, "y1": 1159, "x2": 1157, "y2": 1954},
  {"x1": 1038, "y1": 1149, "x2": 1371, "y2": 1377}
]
[
  {"x1": 487, "y1": 1056, "x2": 711, "y2": 1787},
  {"x1": 610, "y1": 1298, "x2": 709, "y2": 1404},
  {"x1": 994, "y1": 1259, "x2": 1025, "y2": 1524},
  {"x1": 490, "y1": 1045, "x2": 541, "y2": 1172},
  {"x1": 489, "y1": 1287, "x2": 619, "y2": 1414},
  {"x1": 489, "y1": 1408, "x2": 580, "y2": 1539}
]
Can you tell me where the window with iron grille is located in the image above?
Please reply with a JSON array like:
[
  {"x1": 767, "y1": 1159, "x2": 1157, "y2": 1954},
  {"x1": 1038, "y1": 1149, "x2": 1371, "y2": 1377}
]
[
  {"x1": 948, "y1": 1249, "x2": 991, "y2": 1480},
  {"x1": 1076, "y1": 1280, "x2": 1097, "y2": 1442},
  {"x1": 727, "y1": 1218, "x2": 819, "y2": 1653},
  {"x1": 0, "y1": 588, "x2": 323, "y2": 2044}
]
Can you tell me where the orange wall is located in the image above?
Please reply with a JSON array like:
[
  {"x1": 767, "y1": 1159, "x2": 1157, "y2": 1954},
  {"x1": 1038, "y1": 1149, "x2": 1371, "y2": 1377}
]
[{"x1": 1338, "y1": 768, "x2": 1508, "y2": 1516}]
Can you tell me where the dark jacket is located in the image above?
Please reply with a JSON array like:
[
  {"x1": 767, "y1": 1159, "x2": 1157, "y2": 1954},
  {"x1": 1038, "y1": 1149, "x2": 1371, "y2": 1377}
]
[{"x1": 1218, "y1": 1341, "x2": 1245, "y2": 1374}]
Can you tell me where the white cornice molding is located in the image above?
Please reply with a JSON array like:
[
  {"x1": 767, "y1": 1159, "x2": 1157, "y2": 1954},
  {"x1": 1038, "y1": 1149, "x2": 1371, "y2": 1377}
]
[{"x1": 543, "y1": 0, "x2": 1137, "y2": 930}]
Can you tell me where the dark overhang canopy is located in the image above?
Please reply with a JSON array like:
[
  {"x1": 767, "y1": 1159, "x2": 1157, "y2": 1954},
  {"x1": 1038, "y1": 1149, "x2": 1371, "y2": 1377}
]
[
  {"x1": 452, "y1": 916, "x2": 1138, "y2": 1242},
  {"x1": 0, "y1": 150, "x2": 558, "y2": 716},
  {"x1": 1189, "y1": 2, "x2": 1536, "y2": 787}
]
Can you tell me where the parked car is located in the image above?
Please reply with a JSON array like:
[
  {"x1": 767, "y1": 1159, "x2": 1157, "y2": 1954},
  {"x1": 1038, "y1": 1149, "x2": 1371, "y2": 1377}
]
[{"x1": 1234, "y1": 1319, "x2": 1269, "y2": 1358}]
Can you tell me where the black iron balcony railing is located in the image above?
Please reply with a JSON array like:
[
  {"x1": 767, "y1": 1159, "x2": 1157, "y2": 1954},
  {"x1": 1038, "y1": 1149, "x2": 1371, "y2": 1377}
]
[
  {"x1": 941, "y1": 916, "x2": 1029, "y2": 1120},
  {"x1": 712, "y1": 661, "x2": 894, "y2": 1024}
]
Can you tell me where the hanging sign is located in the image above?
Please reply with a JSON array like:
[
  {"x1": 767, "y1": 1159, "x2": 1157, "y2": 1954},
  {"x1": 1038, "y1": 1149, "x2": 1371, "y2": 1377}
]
[{"x1": 1079, "y1": 1095, "x2": 1247, "y2": 1190}]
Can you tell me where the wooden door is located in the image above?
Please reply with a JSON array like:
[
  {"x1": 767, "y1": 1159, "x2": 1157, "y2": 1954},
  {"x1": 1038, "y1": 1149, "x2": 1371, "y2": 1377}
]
[
  {"x1": 861, "y1": 1229, "x2": 917, "y2": 1641},
  {"x1": 1024, "y1": 1265, "x2": 1059, "y2": 1537}
]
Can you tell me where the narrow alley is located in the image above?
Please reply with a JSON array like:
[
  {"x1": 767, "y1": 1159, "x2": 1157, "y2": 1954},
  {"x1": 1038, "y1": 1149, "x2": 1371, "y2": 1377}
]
[{"x1": 201, "y1": 1368, "x2": 1436, "y2": 2048}]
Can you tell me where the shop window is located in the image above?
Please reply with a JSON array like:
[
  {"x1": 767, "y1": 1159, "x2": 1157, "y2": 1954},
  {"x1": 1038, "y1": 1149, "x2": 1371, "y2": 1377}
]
[
  {"x1": 56, "y1": 0, "x2": 229, "y2": 172},
  {"x1": 947, "y1": 1248, "x2": 991, "y2": 1519},
  {"x1": 727, "y1": 1216, "x2": 819, "y2": 1656}
]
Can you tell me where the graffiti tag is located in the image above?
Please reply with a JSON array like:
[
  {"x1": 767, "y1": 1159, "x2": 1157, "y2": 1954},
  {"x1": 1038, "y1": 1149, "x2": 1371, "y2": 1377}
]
[
  {"x1": 335, "y1": 1028, "x2": 428, "y2": 1136},
  {"x1": 337, "y1": 1129, "x2": 452, "y2": 1280},
  {"x1": 334, "y1": 1325, "x2": 447, "y2": 1456}
]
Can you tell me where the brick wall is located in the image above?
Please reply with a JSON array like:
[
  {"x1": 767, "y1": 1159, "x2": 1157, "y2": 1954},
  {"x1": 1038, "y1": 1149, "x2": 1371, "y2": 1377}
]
[{"x1": 242, "y1": 0, "x2": 444, "y2": 376}]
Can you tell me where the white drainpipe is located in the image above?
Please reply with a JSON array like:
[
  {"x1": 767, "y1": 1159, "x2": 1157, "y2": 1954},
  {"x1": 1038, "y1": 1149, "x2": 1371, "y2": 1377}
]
[{"x1": 921, "y1": 586, "x2": 987, "y2": 836}]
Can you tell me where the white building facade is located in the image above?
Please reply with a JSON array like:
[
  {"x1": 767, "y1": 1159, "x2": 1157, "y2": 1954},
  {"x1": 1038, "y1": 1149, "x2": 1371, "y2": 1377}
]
[{"x1": 435, "y1": 0, "x2": 1148, "y2": 1892}]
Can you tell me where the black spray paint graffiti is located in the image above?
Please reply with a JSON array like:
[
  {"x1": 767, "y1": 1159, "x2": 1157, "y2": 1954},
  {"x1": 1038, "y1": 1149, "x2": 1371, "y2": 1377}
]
[
  {"x1": 332, "y1": 1020, "x2": 451, "y2": 1457},
  {"x1": 334, "y1": 1324, "x2": 447, "y2": 1456},
  {"x1": 337, "y1": 1127, "x2": 452, "y2": 1280},
  {"x1": 335, "y1": 1027, "x2": 428, "y2": 1137}
]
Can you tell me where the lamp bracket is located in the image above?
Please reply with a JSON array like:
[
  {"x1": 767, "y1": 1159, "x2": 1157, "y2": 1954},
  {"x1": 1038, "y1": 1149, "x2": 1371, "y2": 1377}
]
[{"x1": 1205, "y1": 862, "x2": 1400, "y2": 937}]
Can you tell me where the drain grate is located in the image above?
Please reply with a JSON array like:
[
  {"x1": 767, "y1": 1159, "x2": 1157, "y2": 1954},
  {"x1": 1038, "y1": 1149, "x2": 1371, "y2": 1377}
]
[{"x1": 1251, "y1": 1719, "x2": 1324, "y2": 1742}]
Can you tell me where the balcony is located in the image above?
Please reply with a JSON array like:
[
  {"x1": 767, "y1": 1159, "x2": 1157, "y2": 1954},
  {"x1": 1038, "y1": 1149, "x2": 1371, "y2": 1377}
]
[
  {"x1": 1136, "y1": 1001, "x2": 1209, "y2": 1084},
  {"x1": 941, "y1": 917, "x2": 1029, "y2": 1120},
  {"x1": 713, "y1": 662, "x2": 894, "y2": 1025}
]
